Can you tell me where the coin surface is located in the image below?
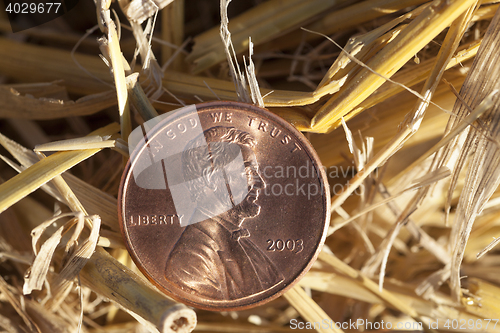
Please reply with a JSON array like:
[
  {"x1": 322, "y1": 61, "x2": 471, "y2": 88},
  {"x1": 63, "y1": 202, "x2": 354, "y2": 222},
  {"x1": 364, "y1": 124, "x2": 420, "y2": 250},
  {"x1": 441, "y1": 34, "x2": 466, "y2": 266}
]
[{"x1": 118, "y1": 101, "x2": 330, "y2": 311}]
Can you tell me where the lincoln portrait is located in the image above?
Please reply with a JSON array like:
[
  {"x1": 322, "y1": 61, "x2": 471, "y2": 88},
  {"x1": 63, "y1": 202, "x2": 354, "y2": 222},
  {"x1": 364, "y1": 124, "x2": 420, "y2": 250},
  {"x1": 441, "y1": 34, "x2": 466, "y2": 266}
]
[{"x1": 164, "y1": 126, "x2": 284, "y2": 300}]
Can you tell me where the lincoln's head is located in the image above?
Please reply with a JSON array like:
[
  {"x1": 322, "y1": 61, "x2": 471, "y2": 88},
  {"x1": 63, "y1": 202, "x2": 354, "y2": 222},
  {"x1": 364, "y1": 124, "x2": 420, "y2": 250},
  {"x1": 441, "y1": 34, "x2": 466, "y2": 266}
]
[{"x1": 182, "y1": 126, "x2": 265, "y2": 222}]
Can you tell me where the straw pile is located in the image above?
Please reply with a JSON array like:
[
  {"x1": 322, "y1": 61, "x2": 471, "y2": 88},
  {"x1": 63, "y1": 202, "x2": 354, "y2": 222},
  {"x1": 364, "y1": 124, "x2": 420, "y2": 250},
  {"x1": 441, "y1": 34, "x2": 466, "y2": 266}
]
[{"x1": 1, "y1": 0, "x2": 500, "y2": 332}]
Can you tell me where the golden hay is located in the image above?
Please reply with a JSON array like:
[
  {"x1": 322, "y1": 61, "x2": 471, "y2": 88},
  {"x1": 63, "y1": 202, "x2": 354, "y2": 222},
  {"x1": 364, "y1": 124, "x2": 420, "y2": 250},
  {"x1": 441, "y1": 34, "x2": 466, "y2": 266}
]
[{"x1": 1, "y1": 0, "x2": 500, "y2": 332}]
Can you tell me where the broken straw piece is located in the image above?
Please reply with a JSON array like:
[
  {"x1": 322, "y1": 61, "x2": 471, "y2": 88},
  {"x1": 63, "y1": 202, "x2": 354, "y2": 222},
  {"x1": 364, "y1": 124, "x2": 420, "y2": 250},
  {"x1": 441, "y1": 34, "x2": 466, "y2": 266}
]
[{"x1": 34, "y1": 135, "x2": 114, "y2": 152}]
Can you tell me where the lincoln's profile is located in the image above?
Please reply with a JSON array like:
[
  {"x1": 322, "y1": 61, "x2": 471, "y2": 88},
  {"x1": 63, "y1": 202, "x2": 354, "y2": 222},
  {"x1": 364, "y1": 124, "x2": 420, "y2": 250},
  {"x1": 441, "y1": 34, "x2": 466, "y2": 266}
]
[{"x1": 164, "y1": 126, "x2": 283, "y2": 300}]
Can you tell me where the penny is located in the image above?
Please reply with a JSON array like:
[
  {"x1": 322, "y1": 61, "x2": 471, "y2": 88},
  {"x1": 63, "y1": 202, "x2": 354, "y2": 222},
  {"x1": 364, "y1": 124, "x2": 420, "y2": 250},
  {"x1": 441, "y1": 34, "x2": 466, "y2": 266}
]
[{"x1": 118, "y1": 101, "x2": 330, "y2": 311}]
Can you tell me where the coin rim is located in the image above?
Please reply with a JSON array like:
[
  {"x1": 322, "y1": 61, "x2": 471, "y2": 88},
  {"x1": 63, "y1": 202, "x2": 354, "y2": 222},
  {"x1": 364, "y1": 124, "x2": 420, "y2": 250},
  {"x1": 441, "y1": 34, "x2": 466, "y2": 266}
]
[{"x1": 118, "y1": 101, "x2": 331, "y2": 311}]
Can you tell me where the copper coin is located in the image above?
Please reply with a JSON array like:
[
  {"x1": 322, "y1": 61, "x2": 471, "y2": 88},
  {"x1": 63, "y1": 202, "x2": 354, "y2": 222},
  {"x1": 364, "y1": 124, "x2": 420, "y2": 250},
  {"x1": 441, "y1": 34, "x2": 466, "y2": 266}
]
[{"x1": 118, "y1": 101, "x2": 330, "y2": 311}]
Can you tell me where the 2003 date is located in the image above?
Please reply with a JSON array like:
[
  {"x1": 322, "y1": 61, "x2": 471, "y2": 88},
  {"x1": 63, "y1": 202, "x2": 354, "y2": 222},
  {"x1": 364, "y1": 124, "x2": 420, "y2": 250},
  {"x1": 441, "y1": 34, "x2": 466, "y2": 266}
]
[{"x1": 267, "y1": 239, "x2": 304, "y2": 254}]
